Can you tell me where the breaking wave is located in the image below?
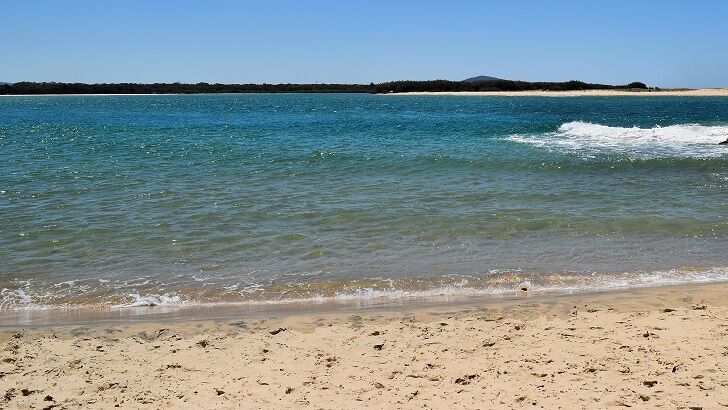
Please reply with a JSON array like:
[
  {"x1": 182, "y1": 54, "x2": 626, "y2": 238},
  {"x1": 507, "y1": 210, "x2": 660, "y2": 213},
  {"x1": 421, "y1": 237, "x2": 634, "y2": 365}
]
[
  {"x1": 3, "y1": 267, "x2": 728, "y2": 311},
  {"x1": 509, "y1": 122, "x2": 728, "y2": 158},
  {"x1": 111, "y1": 294, "x2": 185, "y2": 308}
]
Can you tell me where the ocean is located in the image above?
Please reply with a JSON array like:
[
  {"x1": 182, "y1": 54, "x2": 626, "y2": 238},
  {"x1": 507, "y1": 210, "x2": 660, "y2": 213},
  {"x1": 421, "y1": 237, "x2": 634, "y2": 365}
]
[{"x1": 1, "y1": 94, "x2": 727, "y2": 311}]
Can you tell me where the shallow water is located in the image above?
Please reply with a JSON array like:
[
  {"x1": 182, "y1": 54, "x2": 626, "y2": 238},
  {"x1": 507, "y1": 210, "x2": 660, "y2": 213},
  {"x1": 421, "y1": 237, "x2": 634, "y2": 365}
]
[{"x1": 1, "y1": 94, "x2": 727, "y2": 309}]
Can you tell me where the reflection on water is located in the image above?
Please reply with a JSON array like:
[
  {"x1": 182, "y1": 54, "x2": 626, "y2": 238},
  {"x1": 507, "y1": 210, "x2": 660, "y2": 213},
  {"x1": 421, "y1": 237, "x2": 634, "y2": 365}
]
[{"x1": 1, "y1": 94, "x2": 727, "y2": 310}]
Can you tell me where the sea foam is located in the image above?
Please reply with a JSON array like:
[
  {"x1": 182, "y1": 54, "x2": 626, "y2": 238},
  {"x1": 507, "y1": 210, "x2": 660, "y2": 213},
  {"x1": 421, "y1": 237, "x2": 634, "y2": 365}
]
[
  {"x1": 111, "y1": 294, "x2": 185, "y2": 308},
  {"x1": 509, "y1": 121, "x2": 728, "y2": 158}
]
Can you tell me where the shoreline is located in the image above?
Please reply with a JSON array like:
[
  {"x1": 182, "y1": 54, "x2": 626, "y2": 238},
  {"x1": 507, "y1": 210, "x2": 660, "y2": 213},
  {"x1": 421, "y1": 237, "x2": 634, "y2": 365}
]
[
  {"x1": 1, "y1": 88, "x2": 728, "y2": 97},
  {"x1": 3, "y1": 276, "x2": 728, "y2": 327},
  {"x1": 2, "y1": 281, "x2": 727, "y2": 327},
  {"x1": 0, "y1": 93, "x2": 177, "y2": 97},
  {"x1": 388, "y1": 88, "x2": 728, "y2": 97},
  {"x1": 1, "y1": 281, "x2": 727, "y2": 408}
]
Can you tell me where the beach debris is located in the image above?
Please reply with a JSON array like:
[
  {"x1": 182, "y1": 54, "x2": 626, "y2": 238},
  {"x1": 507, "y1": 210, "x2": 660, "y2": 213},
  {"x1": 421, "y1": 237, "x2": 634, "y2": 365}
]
[
  {"x1": 373, "y1": 343, "x2": 385, "y2": 350},
  {"x1": 520, "y1": 287, "x2": 528, "y2": 292},
  {"x1": 4, "y1": 388, "x2": 17, "y2": 401},
  {"x1": 229, "y1": 320, "x2": 247, "y2": 328},
  {"x1": 44, "y1": 395, "x2": 54, "y2": 402},
  {"x1": 369, "y1": 330, "x2": 381, "y2": 336},
  {"x1": 454, "y1": 374, "x2": 479, "y2": 385},
  {"x1": 285, "y1": 387, "x2": 293, "y2": 394},
  {"x1": 483, "y1": 340, "x2": 496, "y2": 347},
  {"x1": 195, "y1": 340, "x2": 209, "y2": 348},
  {"x1": 215, "y1": 388, "x2": 224, "y2": 396},
  {"x1": 135, "y1": 330, "x2": 167, "y2": 342},
  {"x1": 639, "y1": 394, "x2": 650, "y2": 401},
  {"x1": 662, "y1": 308, "x2": 676, "y2": 313},
  {"x1": 719, "y1": 139, "x2": 728, "y2": 145},
  {"x1": 374, "y1": 382, "x2": 385, "y2": 389},
  {"x1": 643, "y1": 380, "x2": 658, "y2": 387},
  {"x1": 70, "y1": 327, "x2": 90, "y2": 337},
  {"x1": 20, "y1": 388, "x2": 34, "y2": 396},
  {"x1": 269, "y1": 328, "x2": 286, "y2": 335},
  {"x1": 349, "y1": 315, "x2": 363, "y2": 329},
  {"x1": 691, "y1": 305, "x2": 707, "y2": 310}
]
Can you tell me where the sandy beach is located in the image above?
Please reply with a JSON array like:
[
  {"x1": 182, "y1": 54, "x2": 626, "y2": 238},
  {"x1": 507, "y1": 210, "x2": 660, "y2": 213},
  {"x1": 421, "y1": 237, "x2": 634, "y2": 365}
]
[
  {"x1": 2, "y1": 89, "x2": 728, "y2": 98},
  {"x1": 390, "y1": 88, "x2": 728, "y2": 97},
  {"x1": 1, "y1": 283, "x2": 727, "y2": 409}
]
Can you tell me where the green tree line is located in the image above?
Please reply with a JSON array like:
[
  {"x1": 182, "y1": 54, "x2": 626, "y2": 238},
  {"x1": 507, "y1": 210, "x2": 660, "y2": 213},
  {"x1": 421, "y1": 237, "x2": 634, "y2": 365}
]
[
  {"x1": 0, "y1": 80, "x2": 648, "y2": 95},
  {"x1": 0, "y1": 82, "x2": 373, "y2": 94},
  {"x1": 373, "y1": 80, "x2": 648, "y2": 93}
]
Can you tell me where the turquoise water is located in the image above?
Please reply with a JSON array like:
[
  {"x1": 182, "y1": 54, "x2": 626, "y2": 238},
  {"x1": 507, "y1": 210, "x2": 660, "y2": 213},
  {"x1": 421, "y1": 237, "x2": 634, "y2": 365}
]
[{"x1": 1, "y1": 94, "x2": 727, "y2": 309}]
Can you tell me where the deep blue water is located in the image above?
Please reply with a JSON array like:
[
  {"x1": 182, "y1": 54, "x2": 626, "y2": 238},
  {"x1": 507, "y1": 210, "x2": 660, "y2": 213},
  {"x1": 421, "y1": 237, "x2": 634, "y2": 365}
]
[{"x1": 1, "y1": 94, "x2": 727, "y2": 308}]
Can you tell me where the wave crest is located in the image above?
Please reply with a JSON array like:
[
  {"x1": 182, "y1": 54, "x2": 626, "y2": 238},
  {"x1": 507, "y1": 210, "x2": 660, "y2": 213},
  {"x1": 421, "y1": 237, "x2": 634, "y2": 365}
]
[{"x1": 509, "y1": 121, "x2": 728, "y2": 158}]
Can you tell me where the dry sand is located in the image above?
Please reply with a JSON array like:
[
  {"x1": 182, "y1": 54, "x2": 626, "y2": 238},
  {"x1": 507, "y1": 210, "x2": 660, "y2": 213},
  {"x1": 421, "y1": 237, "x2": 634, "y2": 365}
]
[
  {"x1": 390, "y1": 89, "x2": 728, "y2": 97},
  {"x1": 1, "y1": 283, "x2": 728, "y2": 409}
]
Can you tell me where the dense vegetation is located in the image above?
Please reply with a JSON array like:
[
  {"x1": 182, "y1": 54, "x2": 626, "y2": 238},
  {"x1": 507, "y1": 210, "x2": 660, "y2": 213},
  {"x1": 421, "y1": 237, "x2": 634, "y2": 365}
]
[
  {"x1": 0, "y1": 80, "x2": 649, "y2": 95},
  {"x1": 0, "y1": 82, "x2": 374, "y2": 95},
  {"x1": 372, "y1": 79, "x2": 650, "y2": 93}
]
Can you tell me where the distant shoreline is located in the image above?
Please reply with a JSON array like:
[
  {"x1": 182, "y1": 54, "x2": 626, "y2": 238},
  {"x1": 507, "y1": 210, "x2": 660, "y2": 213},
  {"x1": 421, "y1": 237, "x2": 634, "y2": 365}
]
[
  {"x1": 0, "y1": 93, "x2": 176, "y2": 97},
  {"x1": 4, "y1": 80, "x2": 724, "y2": 96},
  {"x1": 389, "y1": 88, "x2": 728, "y2": 97},
  {"x1": 2, "y1": 89, "x2": 728, "y2": 97}
]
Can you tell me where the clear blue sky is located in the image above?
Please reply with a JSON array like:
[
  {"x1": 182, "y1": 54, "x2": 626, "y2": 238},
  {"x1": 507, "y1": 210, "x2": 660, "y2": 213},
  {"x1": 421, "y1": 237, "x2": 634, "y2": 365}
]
[{"x1": 2, "y1": 0, "x2": 727, "y2": 88}]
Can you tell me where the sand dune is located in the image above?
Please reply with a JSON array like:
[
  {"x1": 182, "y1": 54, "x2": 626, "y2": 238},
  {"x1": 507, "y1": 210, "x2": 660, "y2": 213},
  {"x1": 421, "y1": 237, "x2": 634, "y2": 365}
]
[{"x1": 1, "y1": 283, "x2": 727, "y2": 409}]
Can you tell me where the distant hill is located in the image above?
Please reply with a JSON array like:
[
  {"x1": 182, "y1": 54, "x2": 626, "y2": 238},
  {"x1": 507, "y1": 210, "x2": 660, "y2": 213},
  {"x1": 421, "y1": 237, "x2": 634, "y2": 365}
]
[{"x1": 463, "y1": 75, "x2": 503, "y2": 83}]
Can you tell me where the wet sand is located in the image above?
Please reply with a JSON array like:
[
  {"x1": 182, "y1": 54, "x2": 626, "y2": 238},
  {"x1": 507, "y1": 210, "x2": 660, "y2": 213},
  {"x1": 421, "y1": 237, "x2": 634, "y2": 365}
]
[{"x1": 1, "y1": 282, "x2": 728, "y2": 409}]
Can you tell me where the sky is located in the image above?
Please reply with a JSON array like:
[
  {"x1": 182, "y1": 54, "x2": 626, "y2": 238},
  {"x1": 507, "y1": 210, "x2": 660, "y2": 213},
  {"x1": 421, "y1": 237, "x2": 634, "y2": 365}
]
[{"x1": 2, "y1": 0, "x2": 727, "y2": 88}]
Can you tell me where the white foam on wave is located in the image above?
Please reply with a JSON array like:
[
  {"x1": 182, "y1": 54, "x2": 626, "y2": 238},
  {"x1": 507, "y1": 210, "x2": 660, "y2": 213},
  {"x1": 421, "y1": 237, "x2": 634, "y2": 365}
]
[
  {"x1": 4, "y1": 267, "x2": 728, "y2": 311},
  {"x1": 508, "y1": 121, "x2": 728, "y2": 158},
  {"x1": 0, "y1": 287, "x2": 34, "y2": 309},
  {"x1": 326, "y1": 267, "x2": 728, "y2": 304},
  {"x1": 111, "y1": 293, "x2": 186, "y2": 308},
  {"x1": 216, "y1": 266, "x2": 728, "y2": 307}
]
